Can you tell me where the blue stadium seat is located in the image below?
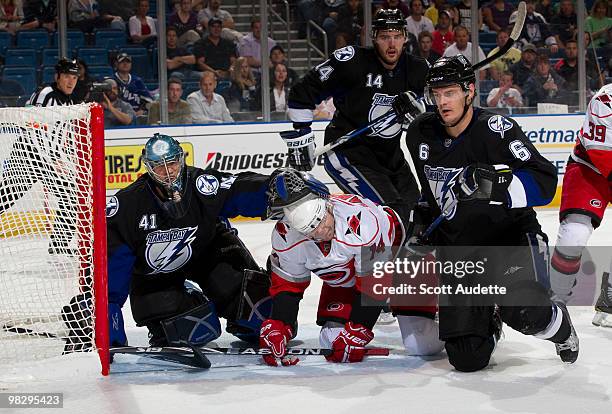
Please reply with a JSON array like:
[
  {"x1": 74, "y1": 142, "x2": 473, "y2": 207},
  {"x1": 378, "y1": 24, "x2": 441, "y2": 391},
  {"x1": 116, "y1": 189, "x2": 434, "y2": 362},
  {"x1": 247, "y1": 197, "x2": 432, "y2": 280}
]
[
  {"x1": 16, "y1": 30, "x2": 49, "y2": 50},
  {"x1": 52, "y1": 30, "x2": 86, "y2": 50},
  {"x1": 4, "y1": 48, "x2": 36, "y2": 66},
  {"x1": 182, "y1": 81, "x2": 199, "y2": 98},
  {"x1": 42, "y1": 48, "x2": 60, "y2": 66},
  {"x1": 0, "y1": 31, "x2": 13, "y2": 56},
  {"x1": 2, "y1": 67, "x2": 37, "y2": 95},
  {"x1": 480, "y1": 42, "x2": 496, "y2": 54},
  {"x1": 77, "y1": 48, "x2": 109, "y2": 66},
  {"x1": 88, "y1": 65, "x2": 114, "y2": 80},
  {"x1": 479, "y1": 79, "x2": 497, "y2": 95},
  {"x1": 94, "y1": 30, "x2": 127, "y2": 50},
  {"x1": 479, "y1": 32, "x2": 497, "y2": 44},
  {"x1": 41, "y1": 65, "x2": 56, "y2": 84}
]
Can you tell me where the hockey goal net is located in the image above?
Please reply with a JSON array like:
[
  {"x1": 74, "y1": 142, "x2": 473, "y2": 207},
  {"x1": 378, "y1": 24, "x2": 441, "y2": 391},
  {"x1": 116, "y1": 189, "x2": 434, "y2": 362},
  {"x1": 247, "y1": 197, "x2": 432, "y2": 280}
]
[{"x1": 0, "y1": 103, "x2": 108, "y2": 375}]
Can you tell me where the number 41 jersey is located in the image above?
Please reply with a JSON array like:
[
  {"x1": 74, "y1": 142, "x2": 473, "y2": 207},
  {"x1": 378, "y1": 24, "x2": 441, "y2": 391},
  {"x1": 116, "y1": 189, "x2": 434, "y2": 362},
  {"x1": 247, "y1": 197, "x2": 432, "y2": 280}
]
[{"x1": 405, "y1": 109, "x2": 558, "y2": 245}]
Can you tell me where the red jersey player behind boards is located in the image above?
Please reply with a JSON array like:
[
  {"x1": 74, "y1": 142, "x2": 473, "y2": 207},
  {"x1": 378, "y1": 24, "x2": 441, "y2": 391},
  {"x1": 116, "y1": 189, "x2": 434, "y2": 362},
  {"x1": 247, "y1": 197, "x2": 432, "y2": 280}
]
[
  {"x1": 550, "y1": 83, "x2": 612, "y2": 326},
  {"x1": 258, "y1": 168, "x2": 443, "y2": 366}
]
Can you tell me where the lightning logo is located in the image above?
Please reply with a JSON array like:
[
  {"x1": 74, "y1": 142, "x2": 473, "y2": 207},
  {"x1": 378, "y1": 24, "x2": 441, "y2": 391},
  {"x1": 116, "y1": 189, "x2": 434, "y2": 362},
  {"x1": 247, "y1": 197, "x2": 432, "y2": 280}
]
[
  {"x1": 145, "y1": 226, "x2": 198, "y2": 274},
  {"x1": 424, "y1": 165, "x2": 462, "y2": 220},
  {"x1": 368, "y1": 93, "x2": 401, "y2": 139}
]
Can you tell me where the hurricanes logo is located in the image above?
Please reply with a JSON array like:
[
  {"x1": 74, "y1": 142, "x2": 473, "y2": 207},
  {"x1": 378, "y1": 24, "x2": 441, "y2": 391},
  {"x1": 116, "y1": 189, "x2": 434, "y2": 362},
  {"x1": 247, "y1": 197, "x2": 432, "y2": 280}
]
[
  {"x1": 145, "y1": 226, "x2": 198, "y2": 274},
  {"x1": 346, "y1": 212, "x2": 362, "y2": 238},
  {"x1": 487, "y1": 115, "x2": 513, "y2": 139},
  {"x1": 590, "y1": 199, "x2": 602, "y2": 208},
  {"x1": 424, "y1": 165, "x2": 463, "y2": 220},
  {"x1": 368, "y1": 93, "x2": 401, "y2": 139},
  {"x1": 596, "y1": 93, "x2": 612, "y2": 110}
]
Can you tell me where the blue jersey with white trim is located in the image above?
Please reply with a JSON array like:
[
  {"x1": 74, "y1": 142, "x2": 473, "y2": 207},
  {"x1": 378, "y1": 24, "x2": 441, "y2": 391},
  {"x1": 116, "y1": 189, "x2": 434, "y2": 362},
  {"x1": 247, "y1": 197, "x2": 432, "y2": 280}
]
[
  {"x1": 405, "y1": 109, "x2": 557, "y2": 245},
  {"x1": 106, "y1": 166, "x2": 269, "y2": 304}
]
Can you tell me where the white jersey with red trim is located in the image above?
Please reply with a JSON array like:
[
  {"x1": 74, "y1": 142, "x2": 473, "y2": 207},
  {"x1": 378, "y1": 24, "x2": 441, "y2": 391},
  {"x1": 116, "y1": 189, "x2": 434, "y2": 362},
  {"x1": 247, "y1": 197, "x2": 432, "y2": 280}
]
[
  {"x1": 269, "y1": 194, "x2": 405, "y2": 296},
  {"x1": 572, "y1": 83, "x2": 612, "y2": 179}
]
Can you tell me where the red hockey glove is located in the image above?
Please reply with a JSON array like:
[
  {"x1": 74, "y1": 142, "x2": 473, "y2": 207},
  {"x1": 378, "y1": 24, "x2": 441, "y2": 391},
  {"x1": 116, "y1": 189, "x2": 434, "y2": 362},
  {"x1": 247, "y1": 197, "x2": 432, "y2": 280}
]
[
  {"x1": 326, "y1": 322, "x2": 374, "y2": 363},
  {"x1": 259, "y1": 319, "x2": 299, "y2": 367}
]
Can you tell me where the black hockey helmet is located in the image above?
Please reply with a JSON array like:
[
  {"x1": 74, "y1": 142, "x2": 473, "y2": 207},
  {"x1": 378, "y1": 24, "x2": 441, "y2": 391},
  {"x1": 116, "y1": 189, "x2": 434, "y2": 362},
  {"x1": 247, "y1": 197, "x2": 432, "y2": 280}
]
[
  {"x1": 424, "y1": 55, "x2": 476, "y2": 105},
  {"x1": 55, "y1": 58, "x2": 79, "y2": 76},
  {"x1": 371, "y1": 8, "x2": 407, "y2": 38},
  {"x1": 266, "y1": 168, "x2": 329, "y2": 220}
]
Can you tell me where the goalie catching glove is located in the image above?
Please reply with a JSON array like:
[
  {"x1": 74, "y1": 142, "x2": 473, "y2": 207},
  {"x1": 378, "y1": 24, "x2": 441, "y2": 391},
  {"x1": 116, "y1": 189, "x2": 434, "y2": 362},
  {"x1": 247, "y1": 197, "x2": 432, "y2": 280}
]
[
  {"x1": 326, "y1": 322, "x2": 374, "y2": 363},
  {"x1": 259, "y1": 319, "x2": 299, "y2": 366},
  {"x1": 392, "y1": 91, "x2": 426, "y2": 129},
  {"x1": 455, "y1": 163, "x2": 513, "y2": 205},
  {"x1": 280, "y1": 123, "x2": 316, "y2": 171}
]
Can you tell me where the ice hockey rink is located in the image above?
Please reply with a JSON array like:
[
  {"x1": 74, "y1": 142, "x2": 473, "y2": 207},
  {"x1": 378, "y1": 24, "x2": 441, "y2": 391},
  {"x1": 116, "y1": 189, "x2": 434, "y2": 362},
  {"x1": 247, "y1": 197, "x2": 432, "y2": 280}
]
[{"x1": 1, "y1": 209, "x2": 611, "y2": 414}]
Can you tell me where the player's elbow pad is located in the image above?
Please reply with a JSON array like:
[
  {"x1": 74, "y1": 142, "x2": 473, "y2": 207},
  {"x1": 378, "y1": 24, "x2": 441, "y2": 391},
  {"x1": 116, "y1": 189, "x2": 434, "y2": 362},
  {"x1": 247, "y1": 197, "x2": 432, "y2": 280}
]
[{"x1": 108, "y1": 302, "x2": 127, "y2": 347}]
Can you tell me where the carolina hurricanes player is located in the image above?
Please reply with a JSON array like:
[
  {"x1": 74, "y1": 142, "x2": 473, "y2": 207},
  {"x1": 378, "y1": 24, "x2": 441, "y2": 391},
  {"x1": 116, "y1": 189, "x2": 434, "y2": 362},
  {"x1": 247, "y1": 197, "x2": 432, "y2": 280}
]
[
  {"x1": 550, "y1": 83, "x2": 612, "y2": 326},
  {"x1": 258, "y1": 168, "x2": 443, "y2": 366}
]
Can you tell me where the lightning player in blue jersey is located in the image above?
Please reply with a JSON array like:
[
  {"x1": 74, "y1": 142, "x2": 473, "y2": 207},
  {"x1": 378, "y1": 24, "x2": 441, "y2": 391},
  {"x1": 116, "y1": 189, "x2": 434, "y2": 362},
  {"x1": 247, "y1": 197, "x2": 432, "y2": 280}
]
[
  {"x1": 405, "y1": 55, "x2": 579, "y2": 371},
  {"x1": 62, "y1": 134, "x2": 274, "y2": 352}
]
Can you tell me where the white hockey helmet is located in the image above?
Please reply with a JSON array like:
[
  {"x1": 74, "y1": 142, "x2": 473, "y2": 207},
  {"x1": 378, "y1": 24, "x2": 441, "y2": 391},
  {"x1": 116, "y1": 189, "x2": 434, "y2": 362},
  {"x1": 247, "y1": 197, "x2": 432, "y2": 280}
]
[{"x1": 283, "y1": 197, "x2": 328, "y2": 234}]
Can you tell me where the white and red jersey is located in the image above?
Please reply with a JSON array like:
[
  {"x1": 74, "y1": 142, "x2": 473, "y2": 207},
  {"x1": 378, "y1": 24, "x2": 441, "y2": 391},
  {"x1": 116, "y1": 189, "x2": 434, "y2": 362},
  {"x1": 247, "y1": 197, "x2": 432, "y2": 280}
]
[
  {"x1": 572, "y1": 83, "x2": 612, "y2": 179},
  {"x1": 269, "y1": 194, "x2": 405, "y2": 296}
]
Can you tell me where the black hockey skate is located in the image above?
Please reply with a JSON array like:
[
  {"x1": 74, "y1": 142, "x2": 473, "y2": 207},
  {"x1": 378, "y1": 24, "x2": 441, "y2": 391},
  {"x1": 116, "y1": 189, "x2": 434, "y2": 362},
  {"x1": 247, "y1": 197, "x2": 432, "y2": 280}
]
[
  {"x1": 592, "y1": 272, "x2": 612, "y2": 327},
  {"x1": 554, "y1": 302, "x2": 579, "y2": 364}
]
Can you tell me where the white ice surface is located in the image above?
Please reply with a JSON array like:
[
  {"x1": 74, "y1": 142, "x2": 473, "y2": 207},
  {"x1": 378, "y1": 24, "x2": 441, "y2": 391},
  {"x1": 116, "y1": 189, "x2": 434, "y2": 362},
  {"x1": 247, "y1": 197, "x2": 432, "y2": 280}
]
[{"x1": 1, "y1": 210, "x2": 612, "y2": 414}]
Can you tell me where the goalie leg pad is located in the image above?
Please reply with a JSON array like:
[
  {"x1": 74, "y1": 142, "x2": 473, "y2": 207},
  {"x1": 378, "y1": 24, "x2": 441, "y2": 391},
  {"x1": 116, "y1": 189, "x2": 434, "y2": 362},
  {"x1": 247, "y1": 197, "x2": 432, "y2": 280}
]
[
  {"x1": 397, "y1": 315, "x2": 445, "y2": 356},
  {"x1": 227, "y1": 269, "x2": 273, "y2": 342},
  {"x1": 161, "y1": 300, "x2": 222, "y2": 346},
  {"x1": 445, "y1": 334, "x2": 495, "y2": 372}
]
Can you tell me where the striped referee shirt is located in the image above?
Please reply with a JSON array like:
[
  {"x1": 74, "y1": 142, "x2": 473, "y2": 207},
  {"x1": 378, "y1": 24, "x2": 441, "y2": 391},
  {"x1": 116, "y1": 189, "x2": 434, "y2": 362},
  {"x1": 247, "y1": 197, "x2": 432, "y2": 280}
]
[{"x1": 27, "y1": 83, "x2": 74, "y2": 107}]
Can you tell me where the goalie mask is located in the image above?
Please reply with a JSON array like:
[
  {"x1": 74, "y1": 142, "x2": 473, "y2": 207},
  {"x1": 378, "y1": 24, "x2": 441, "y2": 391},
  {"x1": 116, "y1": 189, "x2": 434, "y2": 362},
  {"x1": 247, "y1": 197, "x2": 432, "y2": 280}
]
[{"x1": 143, "y1": 133, "x2": 186, "y2": 199}]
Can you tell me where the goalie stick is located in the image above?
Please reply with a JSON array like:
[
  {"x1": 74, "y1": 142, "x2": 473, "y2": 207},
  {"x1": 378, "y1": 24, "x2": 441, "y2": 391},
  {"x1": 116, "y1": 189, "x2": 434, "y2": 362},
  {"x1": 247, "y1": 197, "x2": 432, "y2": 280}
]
[{"x1": 301, "y1": 2, "x2": 527, "y2": 158}]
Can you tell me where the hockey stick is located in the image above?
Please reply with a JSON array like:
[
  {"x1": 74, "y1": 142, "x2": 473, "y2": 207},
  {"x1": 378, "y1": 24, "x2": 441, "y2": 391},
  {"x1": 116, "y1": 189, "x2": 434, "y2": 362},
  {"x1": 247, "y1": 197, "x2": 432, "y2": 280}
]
[
  {"x1": 110, "y1": 345, "x2": 390, "y2": 357},
  {"x1": 312, "y1": 109, "x2": 398, "y2": 158},
  {"x1": 472, "y1": 1, "x2": 526, "y2": 71},
  {"x1": 421, "y1": 198, "x2": 458, "y2": 240}
]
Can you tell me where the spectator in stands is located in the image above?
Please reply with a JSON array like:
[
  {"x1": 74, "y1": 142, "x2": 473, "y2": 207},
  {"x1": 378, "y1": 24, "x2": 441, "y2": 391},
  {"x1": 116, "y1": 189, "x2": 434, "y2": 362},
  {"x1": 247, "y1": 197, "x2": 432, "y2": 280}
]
[
  {"x1": 482, "y1": 0, "x2": 513, "y2": 33},
  {"x1": 550, "y1": 0, "x2": 577, "y2": 49},
  {"x1": 523, "y1": 53, "x2": 566, "y2": 106},
  {"x1": 509, "y1": 43, "x2": 537, "y2": 90},
  {"x1": 442, "y1": 25, "x2": 487, "y2": 79},
  {"x1": 101, "y1": 78, "x2": 135, "y2": 127},
  {"x1": 431, "y1": 9, "x2": 453, "y2": 56},
  {"x1": 405, "y1": 0, "x2": 434, "y2": 40},
  {"x1": 381, "y1": 0, "x2": 409, "y2": 19},
  {"x1": 554, "y1": 39, "x2": 600, "y2": 96},
  {"x1": 198, "y1": 0, "x2": 233, "y2": 31},
  {"x1": 228, "y1": 57, "x2": 257, "y2": 111},
  {"x1": 193, "y1": 17, "x2": 237, "y2": 80},
  {"x1": 296, "y1": 0, "x2": 344, "y2": 42},
  {"x1": 486, "y1": 71, "x2": 523, "y2": 108},
  {"x1": 114, "y1": 52, "x2": 153, "y2": 116},
  {"x1": 148, "y1": 78, "x2": 192, "y2": 125},
  {"x1": 167, "y1": 26, "x2": 200, "y2": 80},
  {"x1": 453, "y1": 0, "x2": 481, "y2": 34},
  {"x1": 585, "y1": 0, "x2": 612, "y2": 49},
  {"x1": 270, "y1": 45, "x2": 298, "y2": 87},
  {"x1": 129, "y1": 0, "x2": 157, "y2": 47},
  {"x1": 239, "y1": 18, "x2": 276, "y2": 74},
  {"x1": 535, "y1": 0, "x2": 553, "y2": 22},
  {"x1": 269, "y1": 62, "x2": 289, "y2": 113},
  {"x1": 187, "y1": 70, "x2": 233, "y2": 123},
  {"x1": 333, "y1": 0, "x2": 363, "y2": 48},
  {"x1": 488, "y1": 28, "x2": 521, "y2": 80},
  {"x1": 416, "y1": 30, "x2": 440, "y2": 65},
  {"x1": 0, "y1": 0, "x2": 23, "y2": 35},
  {"x1": 0, "y1": 77, "x2": 24, "y2": 106},
  {"x1": 21, "y1": 0, "x2": 56, "y2": 31},
  {"x1": 98, "y1": 0, "x2": 135, "y2": 23},
  {"x1": 514, "y1": 0, "x2": 558, "y2": 54},
  {"x1": 68, "y1": 0, "x2": 125, "y2": 33},
  {"x1": 424, "y1": 0, "x2": 445, "y2": 26},
  {"x1": 168, "y1": 0, "x2": 201, "y2": 47},
  {"x1": 72, "y1": 59, "x2": 93, "y2": 103}
]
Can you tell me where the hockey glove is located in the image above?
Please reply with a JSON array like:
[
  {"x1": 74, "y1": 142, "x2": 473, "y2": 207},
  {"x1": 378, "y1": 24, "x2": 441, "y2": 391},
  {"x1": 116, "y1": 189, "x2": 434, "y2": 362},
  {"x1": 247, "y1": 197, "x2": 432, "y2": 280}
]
[
  {"x1": 456, "y1": 163, "x2": 513, "y2": 205},
  {"x1": 259, "y1": 319, "x2": 299, "y2": 366},
  {"x1": 280, "y1": 123, "x2": 316, "y2": 171},
  {"x1": 405, "y1": 202, "x2": 436, "y2": 256},
  {"x1": 392, "y1": 91, "x2": 426, "y2": 129},
  {"x1": 326, "y1": 322, "x2": 374, "y2": 363}
]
